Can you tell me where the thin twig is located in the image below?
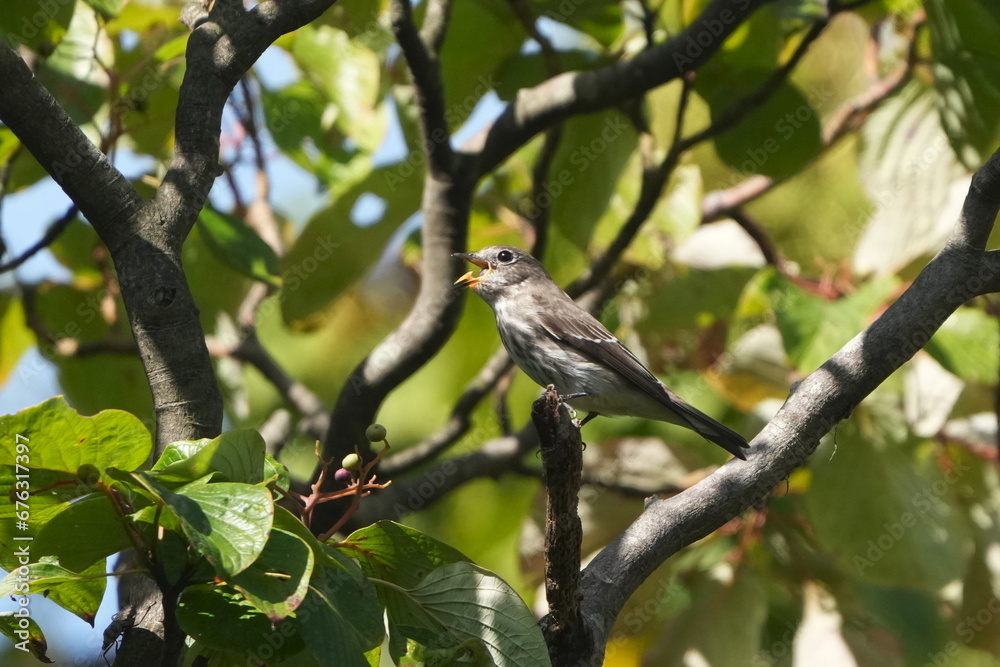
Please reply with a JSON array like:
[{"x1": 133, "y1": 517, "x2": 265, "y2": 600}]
[{"x1": 0, "y1": 204, "x2": 77, "y2": 274}]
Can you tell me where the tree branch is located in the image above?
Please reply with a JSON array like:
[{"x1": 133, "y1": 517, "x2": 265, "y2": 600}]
[
  {"x1": 389, "y1": 0, "x2": 453, "y2": 177},
  {"x1": 532, "y1": 387, "x2": 587, "y2": 667},
  {"x1": 380, "y1": 348, "x2": 513, "y2": 476},
  {"x1": 467, "y1": 0, "x2": 777, "y2": 177},
  {"x1": 571, "y1": 145, "x2": 1000, "y2": 666},
  {"x1": 320, "y1": 0, "x2": 472, "y2": 505},
  {"x1": 702, "y1": 19, "x2": 918, "y2": 221},
  {"x1": 0, "y1": 204, "x2": 77, "y2": 274}
]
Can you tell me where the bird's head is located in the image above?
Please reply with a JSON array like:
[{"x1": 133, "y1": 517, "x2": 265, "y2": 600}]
[{"x1": 453, "y1": 245, "x2": 546, "y2": 301}]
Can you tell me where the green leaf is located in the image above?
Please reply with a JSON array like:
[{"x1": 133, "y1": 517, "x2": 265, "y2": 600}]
[
  {"x1": 434, "y1": 0, "x2": 523, "y2": 128},
  {"x1": 28, "y1": 285, "x2": 154, "y2": 422},
  {"x1": 197, "y1": 208, "x2": 282, "y2": 287},
  {"x1": 151, "y1": 429, "x2": 266, "y2": 485},
  {"x1": 853, "y1": 80, "x2": 967, "y2": 276},
  {"x1": 0, "y1": 559, "x2": 106, "y2": 625},
  {"x1": 759, "y1": 270, "x2": 896, "y2": 373},
  {"x1": 47, "y1": 218, "x2": 103, "y2": 288},
  {"x1": 263, "y1": 452, "x2": 291, "y2": 493},
  {"x1": 0, "y1": 612, "x2": 52, "y2": 663},
  {"x1": 531, "y1": 0, "x2": 623, "y2": 47},
  {"x1": 305, "y1": 564, "x2": 386, "y2": 656},
  {"x1": 701, "y1": 75, "x2": 823, "y2": 180},
  {"x1": 231, "y1": 529, "x2": 314, "y2": 622},
  {"x1": 341, "y1": 520, "x2": 472, "y2": 588},
  {"x1": 177, "y1": 583, "x2": 306, "y2": 659},
  {"x1": 398, "y1": 562, "x2": 550, "y2": 667},
  {"x1": 638, "y1": 566, "x2": 767, "y2": 666},
  {"x1": 0, "y1": 464, "x2": 98, "y2": 572},
  {"x1": 547, "y1": 109, "x2": 638, "y2": 248},
  {"x1": 0, "y1": 295, "x2": 33, "y2": 386},
  {"x1": 279, "y1": 164, "x2": 422, "y2": 328},
  {"x1": 297, "y1": 579, "x2": 373, "y2": 667},
  {"x1": 83, "y1": 0, "x2": 125, "y2": 19},
  {"x1": 33, "y1": 494, "x2": 131, "y2": 573},
  {"x1": 274, "y1": 506, "x2": 362, "y2": 574},
  {"x1": 291, "y1": 25, "x2": 384, "y2": 152},
  {"x1": 0, "y1": 396, "x2": 152, "y2": 475},
  {"x1": 0, "y1": 0, "x2": 76, "y2": 54},
  {"x1": 805, "y1": 417, "x2": 972, "y2": 591},
  {"x1": 157, "y1": 480, "x2": 273, "y2": 577},
  {"x1": 925, "y1": 307, "x2": 1000, "y2": 385},
  {"x1": 926, "y1": 0, "x2": 1000, "y2": 169}
]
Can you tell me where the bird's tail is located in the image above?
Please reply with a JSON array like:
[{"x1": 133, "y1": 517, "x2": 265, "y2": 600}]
[{"x1": 669, "y1": 399, "x2": 750, "y2": 460}]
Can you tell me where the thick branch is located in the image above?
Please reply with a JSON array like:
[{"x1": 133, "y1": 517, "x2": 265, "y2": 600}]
[
  {"x1": 572, "y1": 145, "x2": 1000, "y2": 665},
  {"x1": 322, "y1": 0, "x2": 469, "y2": 502},
  {"x1": 389, "y1": 0, "x2": 453, "y2": 177},
  {"x1": 468, "y1": 0, "x2": 776, "y2": 176},
  {"x1": 532, "y1": 387, "x2": 588, "y2": 667}
]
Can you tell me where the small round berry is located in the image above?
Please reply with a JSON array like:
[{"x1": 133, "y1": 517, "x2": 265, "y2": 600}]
[
  {"x1": 341, "y1": 453, "x2": 360, "y2": 470},
  {"x1": 333, "y1": 468, "x2": 353, "y2": 484},
  {"x1": 365, "y1": 424, "x2": 387, "y2": 442},
  {"x1": 77, "y1": 463, "x2": 101, "y2": 486}
]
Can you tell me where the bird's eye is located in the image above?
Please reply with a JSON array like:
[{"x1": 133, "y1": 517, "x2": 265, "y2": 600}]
[{"x1": 497, "y1": 249, "x2": 514, "y2": 263}]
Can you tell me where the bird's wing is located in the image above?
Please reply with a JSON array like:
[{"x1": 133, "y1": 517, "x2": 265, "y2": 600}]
[
  {"x1": 537, "y1": 310, "x2": 668, "y2": 403},
  {"x1": 538, "y1": 309, "x2": 749, "y2": 458}
]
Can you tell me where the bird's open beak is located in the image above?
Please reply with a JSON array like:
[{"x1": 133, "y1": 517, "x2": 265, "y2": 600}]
[{"x1": 453, "y1": 253, "x2": 492, "y2": 289}]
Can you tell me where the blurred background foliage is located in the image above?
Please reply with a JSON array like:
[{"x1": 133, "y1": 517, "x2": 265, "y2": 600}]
[{"x1": 2, "y1": 0, "x2": 1000, "y2": 665}]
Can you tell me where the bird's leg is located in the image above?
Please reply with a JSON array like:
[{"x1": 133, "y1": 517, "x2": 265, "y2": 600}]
[{"x1": 556, "y1": 392, "x2": 593, "y2": 434}]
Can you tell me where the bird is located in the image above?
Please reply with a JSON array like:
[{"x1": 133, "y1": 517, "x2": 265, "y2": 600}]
[{"x1": 453, "y1": 245, "x2": 750, "y2": 459}]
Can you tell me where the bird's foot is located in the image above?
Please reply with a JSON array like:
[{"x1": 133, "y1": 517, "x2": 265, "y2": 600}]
[{"x1": 559, "y1": 392, "x2": 589, "y2": 402}]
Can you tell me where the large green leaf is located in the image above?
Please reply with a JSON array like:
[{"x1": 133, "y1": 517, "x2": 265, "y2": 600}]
[
  {"x1": 279, "y1": 164, "x2": 422, "y2": 328},
  {"x1": 925, "y1": 307, "x2": 1000, "y2": 385},
  {"x1": 177, "y1": 583, "x2": 306, "y2": 659},
  {"x1": 0, "y1": 396, "x2": 152, "y2": 474},
  {"x1": 157, "y1": 480, "x2": 273, "y2": 577},
  {"x1": 756, "y1": 270, "x2": 896, "y2": 373},
  {"x1": 547, "y1": 109, "x2": 638, "y2": 248},
  {"x1": 231, "y1": 528, "x2": 314, "y2": 622},
  {"x1": 84, "y1": 0, "x2": 125, "y2": 19},
  {"x1": 434, "y1": 0, "x2": 524, "y2": 128},
  {"x1": 397, "y1": 562, "x2": 550, "y2": 667},
  {"x1": 151, "y1": 429, "x2": 266, "y2": 485},
  {"x1": 0, "y1": 612, "x2": 51, "y2": 663},
  {"x1": 853, "y1": 80, "x2": 968, "y2": 277},
  {"x1": 641, "y1": 566, "x2": 768, "y2": 666},
  {"x1": 29, "y1": 284, "x2": 153, "y2": 422},
  {"x1": 305, "y1": 564, "x2": 386, "y2": 655},
  {"x1": 530, "y1": 0, "x2": 623, "y2": 47},
  {"x1": 297, "y1": 579, "x2": 373, "y2": 667},
  {"x1": 805, "y1": 417, "x2": 972, "y2": 591},
  {"x1": 292, "y1": 24, "x2": 384, "y2": 152},
  {"x1": 33, "y1": 494, "x2": 131, "y2": 573},
  {"x1": 0, "y1": 295, "x2": 33, "y2": 386},
  {"x1": 197, "y1": 208, "x2": 282, "y2": 288},
  {"x1": 699, "y1": 73, "x2": 823, "y2": 180},
  {"x1": 926, "y1": 0, "x2": 1000, "y2": 169},
  {"x1": 341, "y1": 520, "x2": 472, "y2": 587},
  {"x1": 0, "y1": 558, "x2": 106, "y2": 625},
  {"x1": 0, "y1": 0, "x2": 76, "y2": 53}
]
